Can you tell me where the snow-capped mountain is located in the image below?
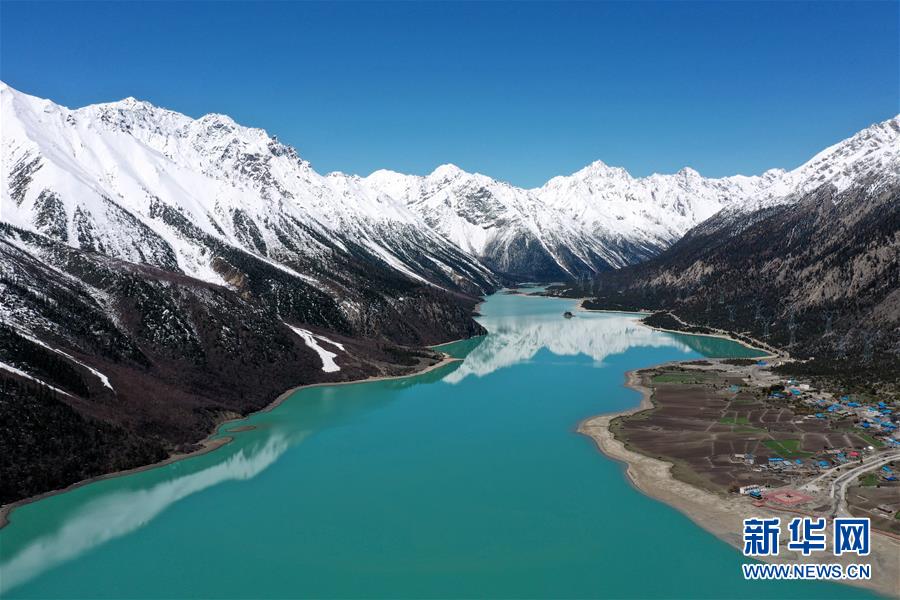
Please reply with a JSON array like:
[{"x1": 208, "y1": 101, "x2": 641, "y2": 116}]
[
  {"x1": 561, "y1": 174, "x2": 900, "y2": 377},
  {"x1": 3, "y1": 81, "x2": 897, "y2": 286},
  {"x1": 365, "y1": 165, "x2": 626, "y2": 280},
  {"x1": 1, "y1": 82, "x2": 497, "y2": 297},
  {"x1": 1, "y1": 81, "x2": 497, "y2": 504},
  {"x1": 367, "y1": 115, "x2": 899, "y2": 279}
]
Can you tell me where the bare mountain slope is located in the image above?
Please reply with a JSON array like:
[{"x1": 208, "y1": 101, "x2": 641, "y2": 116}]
[{"x1": 563, "y1": 175, "x2": 900, "y2": 385}]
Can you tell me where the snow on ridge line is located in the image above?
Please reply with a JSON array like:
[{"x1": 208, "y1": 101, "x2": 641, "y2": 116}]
[
  {"x1": 287, "y1": 324, "x2": 341, "y2": 372},
  {"x1": 0, "y1": 361, "x2": 77, "y2": 397},
  {"x1": 15, "y1": 329, "x2": 115, "y2": 391},
  {"x1": 1, "y1": 82, "x2": 493, "y2": 296}
]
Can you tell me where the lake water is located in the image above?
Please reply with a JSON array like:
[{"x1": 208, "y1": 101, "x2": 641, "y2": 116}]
[{"x1": 0, "y1": 292, "x2": 872, "y2": 598}]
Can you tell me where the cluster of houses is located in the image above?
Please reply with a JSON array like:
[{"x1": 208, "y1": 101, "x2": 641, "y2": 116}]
[
  {"x1": 731, "y1": 450, "x2": 866, "y2": 475},
  {"x1": 726, "y1": 375, "x2": 899, "y2": 498},
  {"x1": 770, "y1": 380, "x2": 899, "y2": 447}
]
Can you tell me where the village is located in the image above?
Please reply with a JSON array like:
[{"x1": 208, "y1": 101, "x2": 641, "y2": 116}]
[
  {"x1": 731, "y1": 366, "x2": 900, "y2": 532},
  {"x1": 611, "y1": 358, "x2": 900, "y2": 535}
]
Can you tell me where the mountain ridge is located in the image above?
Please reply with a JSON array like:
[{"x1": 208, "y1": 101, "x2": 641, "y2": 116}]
[
  {"x1": 5, "y1": 80, "x2": 897, "y2": 282},
  {"x1": 553, "y1": 174, "x2": 900, "y2": 390},
  {"x1": 0, "y1": 82, "x2": 495, "y2": 504},
  {"x1": 366, "y1": 114, "x2": 899, "y2": 278}
]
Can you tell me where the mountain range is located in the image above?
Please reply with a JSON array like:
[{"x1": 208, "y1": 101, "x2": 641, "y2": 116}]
[
  {"x1": 557, "y1": 169, "x2": 899, "y2": 391},
  {"x1": 4, "y1": 82, "x2": 898, "y2": 284},
  {"x1": 1, "y1": 80, "x2": 897, "y2": 504}
]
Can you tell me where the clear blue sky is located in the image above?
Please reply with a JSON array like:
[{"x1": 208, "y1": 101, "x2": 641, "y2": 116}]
[{"x1": 2, "y1": 1, "x2": 897, "y2": 187}]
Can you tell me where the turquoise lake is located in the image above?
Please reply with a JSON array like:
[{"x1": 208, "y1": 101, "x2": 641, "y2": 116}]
[{"x1": 0, "y1": 292, "x2": 873, "y2": 598}]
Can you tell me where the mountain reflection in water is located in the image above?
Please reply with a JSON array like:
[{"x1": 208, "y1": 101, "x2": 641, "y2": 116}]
[
  {"x1": 1, "y1": 369, "x2": 457, "y2": 593},
  {"x1": 444, "y1": 311, "x2": 694, "y2": 384},
  {"x1": 1, "y1": 433, "x2": 295, "y2": 591},
  {"x1": 0, "y1": 298, "x2": 764, "y2": 597}
]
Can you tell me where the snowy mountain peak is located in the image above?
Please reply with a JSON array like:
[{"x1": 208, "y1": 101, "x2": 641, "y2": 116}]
[
  {"x1": 569, "y1": 159, "x2": 631, "y2": 181},
  {"x1": 430, "y1": 163, "x2": 466, "y2": 180},
  {"x1": 2, "y1": 81, "x2": 896, "y2": 284},
  {"x1": 1, "y1": 82, "x2": 496, "y2": 297},
  {"x1": 366, "y1": 113, "x2": 899, "y2": 278},
  {"x1": 118, "y1": 96, "x2": 147, "y2": 107}
]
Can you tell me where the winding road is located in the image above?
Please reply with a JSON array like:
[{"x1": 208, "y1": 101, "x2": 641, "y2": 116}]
[{"x1": 798, "y1": 450, "x2": 900, "y2": 517}]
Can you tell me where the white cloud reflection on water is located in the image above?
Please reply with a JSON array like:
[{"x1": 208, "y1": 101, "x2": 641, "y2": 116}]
[
  {"x1": 0, "y1": 432, "x2": 299, "y2": 593},
  {"x1": 444, "y1": 312, "x2": 693, "y2": 384},
  {"x1": 0, "y1": 309, "x2": 706, "y2": 593}
]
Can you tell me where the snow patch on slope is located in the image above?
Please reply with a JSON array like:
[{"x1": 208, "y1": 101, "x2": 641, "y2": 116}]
[
  {"x1": 16, "y1": 329, "x2": 115, "y2": 391},
  {"x1": 0, "y1": 361, "x2": 77, "y2": 397},
  {"x1": 287, "y1": 325, "x2": 341, "y2": 372}
]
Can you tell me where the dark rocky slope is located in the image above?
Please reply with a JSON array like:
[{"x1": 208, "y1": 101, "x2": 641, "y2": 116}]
[
  {"x1": 0, "y1": 224, "x2": 486, "y2": 505},
  {"x1": 551, "y1": 178, "x2": 900, "y2": 390}
]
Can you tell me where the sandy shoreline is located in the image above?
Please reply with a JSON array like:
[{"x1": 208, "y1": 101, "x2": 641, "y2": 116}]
[
  {"x1": 0, "y1": 352, "x2": 461, "y2": 529},
  {"x1": 578, "y1": 366, "x2": 900, "y2": 598}
]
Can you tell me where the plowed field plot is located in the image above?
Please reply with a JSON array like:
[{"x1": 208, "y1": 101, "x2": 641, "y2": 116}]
[
  {"x1": 847, "y1": 481, "x2": 900, "y2": 535},
  {"x1": 613, "y1": 365, "x2": 881, "y2": 493}
]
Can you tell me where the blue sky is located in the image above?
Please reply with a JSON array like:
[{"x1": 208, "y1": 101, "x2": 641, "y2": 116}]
[{"x1": 2, "y1": 1, "x2": 897, "y2": 187}]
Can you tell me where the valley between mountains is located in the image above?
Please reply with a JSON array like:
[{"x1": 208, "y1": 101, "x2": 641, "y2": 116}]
[{"x1": 1, "y1": 81, "x2": 897, "y2": 506}]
